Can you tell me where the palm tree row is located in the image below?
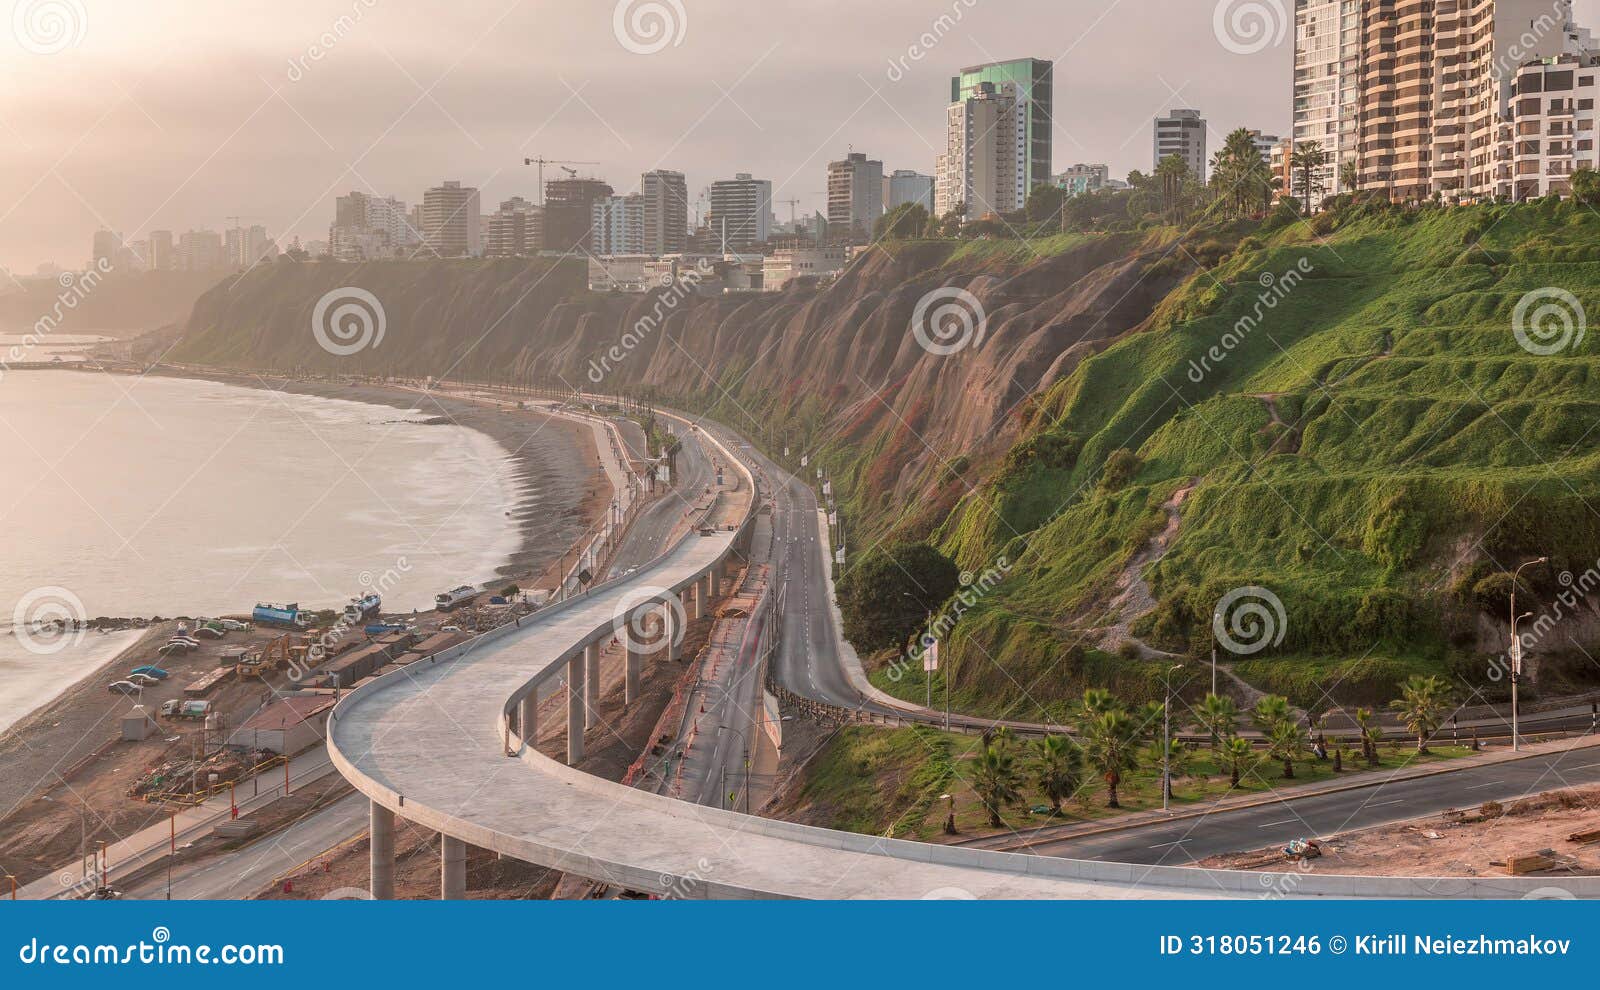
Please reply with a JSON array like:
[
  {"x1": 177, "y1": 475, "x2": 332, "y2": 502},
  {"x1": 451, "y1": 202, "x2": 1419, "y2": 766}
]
[{"x1": 965, "y1": 677, "x2": 1456, "y2": 829}]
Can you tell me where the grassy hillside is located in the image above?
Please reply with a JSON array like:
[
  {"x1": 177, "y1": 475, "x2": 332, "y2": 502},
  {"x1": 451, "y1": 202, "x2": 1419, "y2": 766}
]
[{"x1": 923, "y1": 201, "x2": 1600, "y2": 709}]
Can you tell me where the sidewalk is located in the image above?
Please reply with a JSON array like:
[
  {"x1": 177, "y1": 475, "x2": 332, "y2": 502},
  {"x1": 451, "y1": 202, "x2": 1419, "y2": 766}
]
[
  {"x1": 954, "y1": 731, "x2": 1600, "y2": 852},
  {"x1": 18, "y1": 746, "x2": 335, "y2": 899}
]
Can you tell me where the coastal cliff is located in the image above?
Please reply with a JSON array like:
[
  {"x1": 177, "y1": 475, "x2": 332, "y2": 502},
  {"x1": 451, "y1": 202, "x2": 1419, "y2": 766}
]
[{"x1": 171, "y1": 202, "x2": 1600, "y2": 710}]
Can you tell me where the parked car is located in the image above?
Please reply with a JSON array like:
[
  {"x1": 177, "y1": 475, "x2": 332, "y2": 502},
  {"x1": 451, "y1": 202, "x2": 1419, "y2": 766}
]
[
  {"x1": 126, "y1": 673, "x2": 160, "y2": 687},
  {"x1": 130, "y1": 665, "x2": 169, "y2": 680},
  {"x1": 107, "y1": 680, "x2": 141, "y2": 696},
  {"x1": 440, "y1": 625, "x2": 462, "y2": 633},
  {"x1": 220, "y1": 619, "x2": 251, "y2": 632}
]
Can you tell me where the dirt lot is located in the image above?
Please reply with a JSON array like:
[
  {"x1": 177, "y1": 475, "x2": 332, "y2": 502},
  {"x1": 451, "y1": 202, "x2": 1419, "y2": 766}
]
[
  {"x1": 1198, "y1": 787, "x2": 1600, "y2": 878},
  {"x1": 0, "y1": 621, "x2": 327, "y2": 885}
]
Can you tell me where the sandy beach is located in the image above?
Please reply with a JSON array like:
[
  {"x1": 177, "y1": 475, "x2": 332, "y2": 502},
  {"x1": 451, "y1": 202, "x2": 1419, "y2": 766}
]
[{"x1": 0, "y1": 373, "x2": 611, "y2": 873}]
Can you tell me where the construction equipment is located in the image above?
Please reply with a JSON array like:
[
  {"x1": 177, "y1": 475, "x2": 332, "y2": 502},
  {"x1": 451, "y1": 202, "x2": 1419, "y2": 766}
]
[
  {"x1": 522, "y1": 157, "x2": 599, "y2": 206},
  {"x1": 237, "y1": 634, "x2": 295, "y2": 679}
]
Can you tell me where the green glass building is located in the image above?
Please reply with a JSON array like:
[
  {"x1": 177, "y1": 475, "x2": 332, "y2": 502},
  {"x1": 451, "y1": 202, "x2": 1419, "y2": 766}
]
[{"x1": 950, "y1": 58, "x2": 1054, "y2": 197}]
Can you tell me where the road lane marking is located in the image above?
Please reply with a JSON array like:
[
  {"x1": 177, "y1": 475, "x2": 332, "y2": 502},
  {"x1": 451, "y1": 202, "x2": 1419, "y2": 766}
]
[
  {"x1": 1367, "y1": 799, "x2": 1406, "y2": 808},
  {"x1": 1465, "y1": 780, "x2": 1506, "y2": 790},
  {"x1": 1257, "y1": 818, "x2": 1299, "y2": 828},
  {"x1": 1148, "y1": 839, "x2": 1187, "y2": 849}
]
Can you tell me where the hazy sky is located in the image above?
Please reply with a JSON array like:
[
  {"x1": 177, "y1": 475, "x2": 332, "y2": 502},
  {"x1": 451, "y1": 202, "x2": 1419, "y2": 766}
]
[{"x1": 4, "y1": 0, "x2": 1597, "y2": 272}]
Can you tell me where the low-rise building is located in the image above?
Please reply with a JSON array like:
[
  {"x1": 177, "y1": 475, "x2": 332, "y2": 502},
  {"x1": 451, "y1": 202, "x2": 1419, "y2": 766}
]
[{"x1": 763, "y1": 246, "x2": 848, "y2": 291}]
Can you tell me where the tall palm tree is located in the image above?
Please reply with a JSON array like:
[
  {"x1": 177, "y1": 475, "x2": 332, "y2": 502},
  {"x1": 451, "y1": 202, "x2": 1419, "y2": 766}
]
[
  {"x1": 1197, "y1": 693, "x2": 1239, "y2": 750},
  {"x1": 1222, "y1": 736, "x2": 1256, "y2": 789},
  {"x1": 1032, "y1": 734, "x2": 1086, "y2": 815},
  {"x1": 1154, "y1": 154, "x2": 1191, "y2": 222},
  {"x1": 1082, "y1": 709, "x2": 1143, "y2": 808},
  {"x1": 1266, "y1": 720, "x2": 1309, "y2": 779},
  {"x1": 1251, "y1": 694, "x2": 1293, "y2": 735},
  {"x1": 1134, "y1": 700, "x2": 1167, "y2": 741},
  {"x1": 1339, "y1": 158, "x2": 1361, "y2": 195},
  {"x1": 1290, "y1": 141, "x2": 1328, "y2": 214},
  {"x1": 1210, "y1": 127, "x2": 1274, "y2": 219},
  {"x1": 1353, "y1": 707, "x2": 1382, "y2": 766},
  {"x1": 969, "y1": 743, "x2": 1023, "y2": 828},
  {"x1": 1390, "y1": 675, "x2": 1452, "y2": 754}
]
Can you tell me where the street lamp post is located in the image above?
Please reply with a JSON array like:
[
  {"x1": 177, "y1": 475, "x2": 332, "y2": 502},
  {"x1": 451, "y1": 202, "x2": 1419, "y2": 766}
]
[
  {"x1": 1509, "y1": 556, "x2": 1548, "y2": 753},
  {"x1": 1163, "y1": 663, "x2": 1184, "y2": 813}
]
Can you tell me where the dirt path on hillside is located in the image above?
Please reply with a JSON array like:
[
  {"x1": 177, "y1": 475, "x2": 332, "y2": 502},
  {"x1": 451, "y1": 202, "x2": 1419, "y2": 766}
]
[{"x1": 1097, "y1": 480, "x2": 1197, "y2": 658}]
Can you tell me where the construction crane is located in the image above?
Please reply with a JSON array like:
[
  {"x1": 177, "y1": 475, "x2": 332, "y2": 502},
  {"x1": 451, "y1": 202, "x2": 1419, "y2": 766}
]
[
  {"x1": 779, "y1": 198, "x2": 802, "y2": 227},
  {"x1": 522, "y1": 157, "x2": 599, "y2": 206}
]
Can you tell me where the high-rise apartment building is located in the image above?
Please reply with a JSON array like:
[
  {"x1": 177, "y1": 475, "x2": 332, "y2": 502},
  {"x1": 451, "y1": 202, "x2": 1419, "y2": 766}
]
[
  {"x1": 1342, "y1": 0, "x2": 1592, "y2": 201},
  {"x1": 421, "y1": 180, "x2": 481, "y2": 258},
  {"x1": 330, "y1": 192, "x2": 413, "y2": 261},
  {"x1": 543, "y1": 177, "x2": 613, "y2": 254},
  {"x1": 91, "y1": 229, "x2": 122, "y2": 269},
  {"x1": 826, "y1": 152, "x2": 883, "y2": 244},
  {"x1": 591, "y1": 194, "x2": 646, "y2": 255},
  {"x1": 1293, "y1": 0, "x2": 1361, "y2": 205},
  {"x1": 951, "y1": 59, "x2": 1054, "y2": 197},
  {"x1": 485, "y1": 197, "x2": 542, "y2": 257},
  {"x1": 149, "y1": 230, "x2": 175, "y2": 271},
  {"x1": 707, "y1": 173, "x2": 774, "y2": 252},
  {"x1": 225, "y1": 225, "x2": 275, "y2": 268},
  {"x1": 640, "y1": 170, "x2": 688, "y2": 255},
  {"x1": 937, "y1": 81, "x2": 1025, "y2": 218},
  {"x1": 1509, "y1": 53, "x2": 1600, "y2": 198},
  {"x1": 178, "y1": 229, "x2": 225, "y2": 271},
  {"x1": 885, "y1": 170, "x2": 935, "y2": 212},
  {"x1": 1154, "y1": 109, "x2": 1209, "y2": 180}
]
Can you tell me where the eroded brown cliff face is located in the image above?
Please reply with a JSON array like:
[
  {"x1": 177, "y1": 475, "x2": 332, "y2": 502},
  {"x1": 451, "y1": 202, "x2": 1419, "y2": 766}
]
[{"x1": 174, "y1": 234, "x2": 1193, "y2": 534}]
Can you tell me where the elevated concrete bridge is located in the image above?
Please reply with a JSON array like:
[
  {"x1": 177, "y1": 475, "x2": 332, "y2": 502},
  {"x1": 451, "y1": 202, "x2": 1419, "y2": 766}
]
[{"x1": 328, "y1": 408, "x2": 1597, "y2": 900}]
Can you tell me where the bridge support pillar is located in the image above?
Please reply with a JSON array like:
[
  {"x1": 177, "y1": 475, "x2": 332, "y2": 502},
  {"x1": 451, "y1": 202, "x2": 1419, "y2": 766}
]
[
  {"x1": 440, "y1": 835, "x2": 466, "y2": 900},
  {"x1": 567, "y1": 654, "x2": 585, "y2": 764},
  {"x1": 625, "y1": 641, "x2": 642, "y2": 706},
  {"x1": 584, "y1": 641, "x2": 601, "y2": 729},
  {"x1": 667, "y1": 603, "x2": 682, "y2": 663},
  {"x1": 689, "y1": 581, "x2": 702, "y2": 621},
  {"x1": 370, "y1": 801, "x2": 394, "y2": 900},
  {"x1": 519, "y1": 692, "x2": 538, "y2": 750},
  {"x1": 703, "y1": 573, "x2": 714, "y2": 610}
]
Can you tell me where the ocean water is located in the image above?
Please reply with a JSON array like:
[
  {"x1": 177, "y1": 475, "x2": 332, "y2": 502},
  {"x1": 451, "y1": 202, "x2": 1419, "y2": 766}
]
[{"x1": 0, "y1": 371, "x2": 522, "y2": 732}]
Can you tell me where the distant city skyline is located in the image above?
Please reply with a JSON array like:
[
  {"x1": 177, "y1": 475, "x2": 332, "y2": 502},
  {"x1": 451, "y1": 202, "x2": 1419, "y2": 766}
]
[{"x1": 6, "y1": 0, "x2": 1600, "y2": 272}]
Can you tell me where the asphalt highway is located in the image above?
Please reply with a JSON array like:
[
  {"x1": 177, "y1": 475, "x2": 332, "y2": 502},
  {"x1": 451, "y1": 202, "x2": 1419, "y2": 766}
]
[{"x1": 1020, "y1": 744, "x2": 1600, "y2": 866}]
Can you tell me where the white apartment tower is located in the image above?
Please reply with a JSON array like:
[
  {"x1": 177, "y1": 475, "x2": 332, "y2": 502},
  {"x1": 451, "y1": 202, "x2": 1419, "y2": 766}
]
[
  {"x1": 937, "y1": 81, "x2": 1025, "y2": 218},
  {"x1": 1292, "y1": 0, "x2": 1361, "y2": 205},
  {"x1": 707, "y1": 173, "x2": 774, "y2": 252},
  {"x1": 421, "y1": 180, "x2": 481, "y2": 258},
  {"x1": 1153, "y1": 109, "x2": 1208, "y2": 181}
]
